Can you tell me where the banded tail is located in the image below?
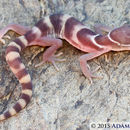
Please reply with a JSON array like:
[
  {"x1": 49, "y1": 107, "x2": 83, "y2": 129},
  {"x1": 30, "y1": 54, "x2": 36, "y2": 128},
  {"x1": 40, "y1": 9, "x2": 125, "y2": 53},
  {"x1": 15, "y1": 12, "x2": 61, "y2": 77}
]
[
  {"x1": 0, "y1": 35, "x2": 33, "y2": 120},
  {"x1": 0, "y1": 26, "x2": 43, "y2": 121}
]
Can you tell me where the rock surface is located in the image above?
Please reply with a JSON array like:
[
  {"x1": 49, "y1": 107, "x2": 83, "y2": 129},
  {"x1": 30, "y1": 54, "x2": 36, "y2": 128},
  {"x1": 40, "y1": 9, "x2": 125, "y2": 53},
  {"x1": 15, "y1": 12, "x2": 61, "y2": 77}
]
[{"x1": 0, "y1": 0, "x2": 130, "y2": 130}]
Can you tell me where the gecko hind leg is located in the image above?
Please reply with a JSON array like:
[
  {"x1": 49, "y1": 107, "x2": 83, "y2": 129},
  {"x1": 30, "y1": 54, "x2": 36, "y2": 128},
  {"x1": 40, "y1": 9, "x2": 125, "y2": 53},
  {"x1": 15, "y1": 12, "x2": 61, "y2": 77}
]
[
  {"x1": 0, "y1": 24, "x2": 30, "y2": 44},
  {"x1": 29, "y1": 36, "x2": 65, "y2": 71}
]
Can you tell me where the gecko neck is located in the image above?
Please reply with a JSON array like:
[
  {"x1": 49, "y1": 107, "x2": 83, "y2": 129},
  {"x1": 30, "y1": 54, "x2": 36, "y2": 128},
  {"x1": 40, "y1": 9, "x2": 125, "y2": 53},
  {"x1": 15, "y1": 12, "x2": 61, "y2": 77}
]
[{"x1": 96, "y1": 33, "x2": 130, "y2": 51}]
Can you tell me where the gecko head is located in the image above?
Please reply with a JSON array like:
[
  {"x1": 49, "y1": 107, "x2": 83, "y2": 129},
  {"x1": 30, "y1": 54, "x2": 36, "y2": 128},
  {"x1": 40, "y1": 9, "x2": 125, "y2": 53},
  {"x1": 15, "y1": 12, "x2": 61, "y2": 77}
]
[{"x1": 110, "y1": 25, "x2": 130, "y2": 46}]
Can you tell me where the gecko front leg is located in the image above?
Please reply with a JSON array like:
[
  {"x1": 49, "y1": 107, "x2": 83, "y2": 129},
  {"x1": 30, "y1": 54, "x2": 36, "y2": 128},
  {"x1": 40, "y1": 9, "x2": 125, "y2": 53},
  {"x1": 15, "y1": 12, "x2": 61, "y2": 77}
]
[{"x1": 79, "y1": 49, "x2": 110, "y2": 83}]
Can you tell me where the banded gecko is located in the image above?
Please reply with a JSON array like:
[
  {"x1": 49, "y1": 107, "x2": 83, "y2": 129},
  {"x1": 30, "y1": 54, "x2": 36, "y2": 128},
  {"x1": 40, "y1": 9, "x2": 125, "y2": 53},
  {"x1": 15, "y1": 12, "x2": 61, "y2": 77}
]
[{"x1": 0, "y1": 14, "x2": 130, "y2": 121}]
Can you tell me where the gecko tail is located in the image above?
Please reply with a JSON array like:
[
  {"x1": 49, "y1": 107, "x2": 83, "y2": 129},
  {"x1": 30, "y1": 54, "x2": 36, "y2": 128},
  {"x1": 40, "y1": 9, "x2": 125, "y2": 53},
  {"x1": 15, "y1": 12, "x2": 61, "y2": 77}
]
[
  {"x1": 0, "y1": 20, "x2": 44, "y2": 121},
  {"x1": 0, "y1": 15, "x2": 52, "y2": 120},
  {"x1": 0, "y1": 89, "x2": 32, "y2": 121},
  {"x1": 0, "y1": 34, "x2": 34, "y2": 121}
]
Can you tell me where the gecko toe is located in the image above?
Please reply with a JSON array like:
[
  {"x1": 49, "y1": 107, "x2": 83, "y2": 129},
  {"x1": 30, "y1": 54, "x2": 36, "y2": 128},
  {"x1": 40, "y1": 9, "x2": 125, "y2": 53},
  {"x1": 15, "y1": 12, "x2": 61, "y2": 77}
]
[
  {"x1": 0, "y1": 39, "x2": 5, "y2": 44},
  {"x1": 35, "y1": 61, "x2": 45, "y2": 67}
]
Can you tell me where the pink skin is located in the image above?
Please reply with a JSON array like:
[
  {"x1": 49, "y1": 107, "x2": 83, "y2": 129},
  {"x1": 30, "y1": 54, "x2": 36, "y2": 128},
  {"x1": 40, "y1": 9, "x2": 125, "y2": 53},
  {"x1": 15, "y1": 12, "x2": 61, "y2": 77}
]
[
  {"x1": 0, "y1": 24, "x2": 30, "y2": 39},
  {"x1": 110, "y1": 25, "x2": 130, "y2": 46},
  {"x1": 79, "y1": 49, "x2": 110, "y2": 82},
  {"x1": 95, "y1": 24, "x2": 130, "y2": 51},
  {"x1": 94, "y1": 24, "x2": 130, "y2": 47},
  {"x1": 0, "y1": 24, "x2": 130, "y2": 83},
  {"x1": 79, "y1": 24, "x2": 130, "y2": 83},
  {"x1": 28, "y1": 37, "x2": 64, "y2": 70}
]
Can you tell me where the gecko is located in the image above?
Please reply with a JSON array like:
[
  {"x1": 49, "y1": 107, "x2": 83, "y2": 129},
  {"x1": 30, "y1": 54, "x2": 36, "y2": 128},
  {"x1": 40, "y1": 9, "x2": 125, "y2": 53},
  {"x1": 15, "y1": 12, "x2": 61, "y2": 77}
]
[{"x1": 0, "y1": 14, "x2": 130, "y2": 121}]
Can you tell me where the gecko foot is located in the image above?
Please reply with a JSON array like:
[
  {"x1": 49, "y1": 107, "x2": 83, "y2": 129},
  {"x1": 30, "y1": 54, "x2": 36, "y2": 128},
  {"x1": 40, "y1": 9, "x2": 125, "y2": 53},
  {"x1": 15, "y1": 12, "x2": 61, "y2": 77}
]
[
  {"x1": 35, "y1": 52, "x2": 66, "y2": 71},
  {"x1": 0, "y1": 35, "x2": 11, "y2": 44},
  {"x1": 80, "y1": 63, "x2": 102, "y2": 84},
  {"x1": 84, "y1": 70, "x2": 102, "y2": 84}
]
